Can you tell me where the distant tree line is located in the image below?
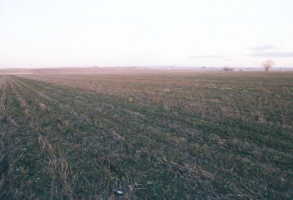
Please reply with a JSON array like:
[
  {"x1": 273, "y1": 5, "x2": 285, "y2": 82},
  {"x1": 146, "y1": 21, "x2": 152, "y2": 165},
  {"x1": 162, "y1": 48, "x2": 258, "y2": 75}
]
[{"x1": 222, "y1": 67, "x2": 234, "y2": 72}]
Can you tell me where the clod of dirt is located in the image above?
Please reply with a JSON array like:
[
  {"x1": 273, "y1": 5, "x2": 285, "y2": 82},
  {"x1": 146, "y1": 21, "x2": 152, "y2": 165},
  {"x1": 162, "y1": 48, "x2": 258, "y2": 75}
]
[{"x1": 128, "y1": 97, "x2": 134, "y2": 102}]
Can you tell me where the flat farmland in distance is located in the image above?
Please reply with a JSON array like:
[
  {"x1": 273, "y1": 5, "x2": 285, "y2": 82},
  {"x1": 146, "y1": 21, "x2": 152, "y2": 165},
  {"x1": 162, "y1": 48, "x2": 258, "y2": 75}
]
[{"x1": 1, "y1": 71, "x2": 293, "y2": 199}]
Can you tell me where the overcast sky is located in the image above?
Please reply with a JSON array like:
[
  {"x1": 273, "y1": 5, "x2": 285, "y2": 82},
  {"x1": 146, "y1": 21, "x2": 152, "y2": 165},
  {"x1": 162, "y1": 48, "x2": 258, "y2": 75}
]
[{"x1": 0, "y1": 0, "x2": 293, "y2": 68}]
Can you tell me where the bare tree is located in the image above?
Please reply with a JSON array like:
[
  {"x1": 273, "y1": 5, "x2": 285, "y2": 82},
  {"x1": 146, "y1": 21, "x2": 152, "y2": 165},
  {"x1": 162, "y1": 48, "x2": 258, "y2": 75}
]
[
  {"x1": 223, "y1": 67, "x2": 234, "y2": 72},
  {"x1": 263, "y1": 60, "x2": 274, "y2": 72}
]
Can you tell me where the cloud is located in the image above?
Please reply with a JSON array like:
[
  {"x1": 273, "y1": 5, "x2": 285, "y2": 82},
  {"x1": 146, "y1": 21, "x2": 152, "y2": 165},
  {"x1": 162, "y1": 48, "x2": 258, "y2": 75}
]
[{"x1": 251, "y1": 52, "x2": 293, "y2": 58}]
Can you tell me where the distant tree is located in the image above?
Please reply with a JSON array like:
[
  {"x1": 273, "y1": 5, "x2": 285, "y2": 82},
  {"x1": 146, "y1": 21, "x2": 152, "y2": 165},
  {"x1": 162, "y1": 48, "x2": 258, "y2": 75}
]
[
  {"x1": 263, "y1": 60, "x2": 274, "y2": 72},
  {"x1": 223, "y1": 67, "x2": 234, "y2": 72}
]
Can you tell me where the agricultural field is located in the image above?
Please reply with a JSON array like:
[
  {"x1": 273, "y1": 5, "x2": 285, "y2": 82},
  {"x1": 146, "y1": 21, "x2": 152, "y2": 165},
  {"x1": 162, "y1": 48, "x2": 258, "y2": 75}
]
[{"x1": 0, "y1": 71, "x2": 293, "y2": 200}]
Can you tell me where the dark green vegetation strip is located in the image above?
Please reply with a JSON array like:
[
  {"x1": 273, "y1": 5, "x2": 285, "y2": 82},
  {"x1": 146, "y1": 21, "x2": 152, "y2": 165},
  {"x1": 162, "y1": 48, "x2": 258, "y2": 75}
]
[{"x1": 0, "y1": 74, "x2": 292, "y2": 200}]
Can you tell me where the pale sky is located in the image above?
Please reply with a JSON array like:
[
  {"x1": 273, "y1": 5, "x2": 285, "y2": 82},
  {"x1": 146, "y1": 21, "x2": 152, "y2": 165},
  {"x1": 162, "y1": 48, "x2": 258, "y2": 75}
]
[{"x1": 0, "y1": 0, "x2": 293, "y2": 68}]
